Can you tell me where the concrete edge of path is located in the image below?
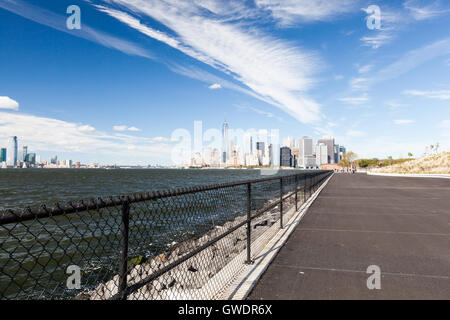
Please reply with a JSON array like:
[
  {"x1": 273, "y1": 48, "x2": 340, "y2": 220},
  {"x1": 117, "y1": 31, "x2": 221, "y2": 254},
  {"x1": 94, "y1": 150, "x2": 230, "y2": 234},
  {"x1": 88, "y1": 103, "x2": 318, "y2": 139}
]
[
  {"x1": 218, "y1": 174, "x2": 335, "y2": 300},
  {"x1": 367, "y1": 172, "x2": 450, "y2": 179}
]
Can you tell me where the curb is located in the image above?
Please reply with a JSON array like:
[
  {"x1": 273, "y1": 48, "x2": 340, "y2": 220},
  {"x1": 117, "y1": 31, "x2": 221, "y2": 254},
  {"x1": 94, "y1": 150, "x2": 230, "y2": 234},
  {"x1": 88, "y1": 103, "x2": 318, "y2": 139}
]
[
  {"x1": 367, "y1": 172, "x2": 450, "y2": 179},
  {"x1": 219, "y1": 174, "x2": 334, "y2": 300}
]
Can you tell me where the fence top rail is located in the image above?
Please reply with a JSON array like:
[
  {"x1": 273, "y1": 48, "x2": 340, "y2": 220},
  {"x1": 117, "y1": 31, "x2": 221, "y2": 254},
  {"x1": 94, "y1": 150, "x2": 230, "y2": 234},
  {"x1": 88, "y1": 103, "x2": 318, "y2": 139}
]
[{"x1": 0, "y1": 170, "x2": 332, "y2": 225}]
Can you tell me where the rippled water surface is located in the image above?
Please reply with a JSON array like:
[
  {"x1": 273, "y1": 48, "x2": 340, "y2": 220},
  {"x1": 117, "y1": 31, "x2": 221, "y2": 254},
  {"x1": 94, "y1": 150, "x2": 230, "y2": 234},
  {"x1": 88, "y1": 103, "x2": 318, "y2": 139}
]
[{"x1": 0, "y1": 168, "x2": 301, "y2": 211}]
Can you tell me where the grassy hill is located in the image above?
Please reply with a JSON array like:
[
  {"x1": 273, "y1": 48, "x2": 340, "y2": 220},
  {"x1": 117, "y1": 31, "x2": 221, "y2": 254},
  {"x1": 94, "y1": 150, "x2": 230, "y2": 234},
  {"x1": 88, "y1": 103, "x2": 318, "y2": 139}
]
[{"x1": 372, "y1": 152, "x2": 450, "y2": 174}]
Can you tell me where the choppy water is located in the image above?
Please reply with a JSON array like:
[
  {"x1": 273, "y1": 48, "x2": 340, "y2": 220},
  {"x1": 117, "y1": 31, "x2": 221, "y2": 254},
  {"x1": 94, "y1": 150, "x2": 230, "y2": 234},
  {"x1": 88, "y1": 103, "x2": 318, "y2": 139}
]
[
  {"x1": 0, "y1": 168, "x2": 301, "y2": 211},
  {"x1": 0, "y1": 168, "x2": 307, "y2": 299}
]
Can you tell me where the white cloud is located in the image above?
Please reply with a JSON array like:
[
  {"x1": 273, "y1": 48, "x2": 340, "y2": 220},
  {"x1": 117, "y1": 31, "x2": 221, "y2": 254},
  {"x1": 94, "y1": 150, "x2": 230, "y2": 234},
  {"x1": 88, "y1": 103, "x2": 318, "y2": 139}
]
[
  {"x1": 94, "y1": 0, "x2": 322, "y2": 123},
  {"x1": 358, "y1": 65, "x2": 373, "y2": 74},
  {"x1": 0, "y1": 96, "x2": 19, "y2": 111},
  {"x1": 350, "y1": 77, "x2": 370, "y2": 91},
  {"x1": 339, "y1": 95, "x2": 369, "y2": 105},
  {"x1": 128, "y1": 126, "x2": 142, "y2": 132},
  {"x1": 403, "y1": 0, "x2": 450, "y2": 21},
  {"x1": 113, "y1": 125, "x2": 128, "y2": 132},
  {"x1": 113, "y1": 125, "x2": 142, "y2": 132},
  {"x1": 255, "y1": 0, "x2": 357, "y2": 25},
  {"x1": 387, "y1": 100, "x2": 409, "y2": 109},
  {"x1": 0, "y1": 112, "x2": 171, "y2": 160},
  {"x1": 394, "y1": 119, "x2": 415, "y2": 124},
  {"x1": 0, "y1": 0, "x2": 152, "y2": 59},
  {"x1": 357, "y1": 38, "x2": 450, "y2": 90},
  {"x1": 209, "y1": 83, "x2": 222, "y2": 90},
  {"x1": 403, "y1": 89, "x2": 450, "y2": 100},
  {"x1": 360, "y1": 34, "x2": 393, "y2": 49},
  {"x1": 77, "y1": 125, "x2": 96, "y2": 133}
]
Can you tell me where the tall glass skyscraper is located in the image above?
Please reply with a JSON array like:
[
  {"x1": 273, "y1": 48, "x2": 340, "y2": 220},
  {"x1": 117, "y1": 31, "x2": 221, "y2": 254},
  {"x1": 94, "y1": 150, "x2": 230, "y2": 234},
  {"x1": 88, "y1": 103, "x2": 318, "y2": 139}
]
[
  {"x1": 222, "y1": 122, "x2": 229, "y2": 164},
  {"x1": 0, "y1": 148, "x2": 6, "y2": 163},
  {"x1": 6, "y1": 136, "x2": 18, "y2": 167}
]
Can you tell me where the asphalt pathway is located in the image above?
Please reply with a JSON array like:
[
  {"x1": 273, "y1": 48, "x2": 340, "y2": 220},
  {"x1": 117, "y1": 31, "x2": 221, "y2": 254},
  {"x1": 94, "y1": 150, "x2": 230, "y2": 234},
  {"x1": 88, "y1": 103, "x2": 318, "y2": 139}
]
[{"x1": 248, "y1": 174, "x2": 450, "y2": 300}]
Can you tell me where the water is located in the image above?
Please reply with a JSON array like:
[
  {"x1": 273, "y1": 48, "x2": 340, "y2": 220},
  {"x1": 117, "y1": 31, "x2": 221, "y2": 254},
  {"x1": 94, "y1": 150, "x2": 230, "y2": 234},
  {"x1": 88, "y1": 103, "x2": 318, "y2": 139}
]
[
  {"x1": 0, "y1": 168, "x2": 300, "y2": 212},
  {"x1": 0, "y1": 168, "x2": 306, "y2": 299}
]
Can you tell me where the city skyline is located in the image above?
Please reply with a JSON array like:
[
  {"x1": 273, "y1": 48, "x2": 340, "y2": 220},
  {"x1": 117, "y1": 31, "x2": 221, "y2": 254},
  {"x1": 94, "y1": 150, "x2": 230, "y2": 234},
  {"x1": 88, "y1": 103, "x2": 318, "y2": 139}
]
[{"x1": 0, "y1": 1, "x2": 449, "y2": 165}]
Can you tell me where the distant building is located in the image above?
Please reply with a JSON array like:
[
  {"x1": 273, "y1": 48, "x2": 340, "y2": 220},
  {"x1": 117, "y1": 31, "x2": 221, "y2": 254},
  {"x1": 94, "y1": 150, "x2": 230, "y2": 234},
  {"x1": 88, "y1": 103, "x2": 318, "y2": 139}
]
[
  {"x1": 22, "y1": 146, "x2": 28, "y2": 162},
  {"x1": 222, "y1": 122, "x2": 229, "y2": 164},
  {"x1": 0, "y1": 148, "x2": 6, "y2": 163},
  {"x1": 6, "y1": 136, "x2": 18, "y2": 167},
  {"x1": 334, "y1": 144, "x2": 340, "y2": 164},
  {"x1": 316, "y1": 143, "x2": 328, "y2": 166},
  {"x1": 25, "y1": 153, "x2": 36, "y2": 165},
  {"x1": 318, "y1": 136, "x2": 335, "y2": 164},
  {"x1": 339, "y1": 146, "x2": 347, "y2": 162},
  {"x1": 256, "y1": 142, "x2": 265, "y2": 156},
  {"x1": 298, "y1": 136, "x2": 314, "y2": 168},
  {"x1": 280, "y1": 147, "x2": 292, "y2": 167}
]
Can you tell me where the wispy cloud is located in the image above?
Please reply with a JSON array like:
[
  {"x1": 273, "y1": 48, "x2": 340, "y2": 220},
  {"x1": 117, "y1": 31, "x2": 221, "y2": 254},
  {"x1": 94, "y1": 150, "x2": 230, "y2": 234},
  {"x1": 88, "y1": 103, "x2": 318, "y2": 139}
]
[
  {"x1": 0, "y1": 112, "x2": 171, "y2": 164},
  {"x1": 360, "y1": 38, "x2": 450, "y2": 89},
  {"x1": 0, "y1": 97, "x2": 19, "y2": 111},
  {"x1": 0, "y1": 0, "x2": 152, "y2": 59},
  {"x1": 92, "y1": 0, "x2": 322, "y2": 123},
  {"x1": 360, "y1": 2, "x2": 450, "y2": 49},
  {"x1": 360, "y1": 34, "x2": 393, "y2": 49},
  {"x1": 113, "y1": 125, "x2": 142, "y2": 132},
  {"x1": 255, "y1": 0, "x2": 357, "y2": 25},
  {"x1": 394, "y1": 119, "x2": 415, "y2": 124},
  {"x1": 339, "y1": 95, "x2": 369, "y2": 105},
  {"x1": 403, "y1": 89, "x2": 450, "y2": 100},
  {"x1": 403, "y1": 0, "x2": 450, "y2": 21},
  {"x1": 209, "y1": 83, "x2": 222, "y2": 90}
]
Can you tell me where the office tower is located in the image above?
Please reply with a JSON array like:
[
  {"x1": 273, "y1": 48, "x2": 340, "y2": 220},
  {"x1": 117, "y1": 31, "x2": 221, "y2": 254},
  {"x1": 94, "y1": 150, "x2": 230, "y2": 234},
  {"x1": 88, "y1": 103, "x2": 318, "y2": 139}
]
[
  {"x1": 51, "y1": 155, "x2": 58, "y2": 164},
  {"x1": 6, "y1": 136, "x2": 18, "y2": 167},
  {"x1": 298, "y1": 136, "x2": 314, "y2": 168},
  {"x1": 334, "y1": 144, "x2": 340, "y2": 164},
  {"x1": 256, "y1": 142, "x2": 265, "y2": 156},
  {"x1": 318, "y1": 136, "x2": 335, "y2": 164},
  {"x1": 25, "y1": 153, "x2": 36, "y2": 165},
  {"x1": 222, "y1": 122, "x2": 229, "y2": 164},
  {"x1": 22, "y1": 146, "x2": 28, "y2": 162},
  {"x1": 339, "y1": 146, "x2": 346, "y2": 162},
  {"x1": 280, "y1": 147, "x2": 292, "y2": 167},
  {"x1": 316, "y1": 143, "x2": 328, "y2": 166},
  {"x1": 268, "y1": 144, "x2": 273, "y2": 165},
  {"x1": 0, "y1": 148, "x2": 6, "y2": 162}
]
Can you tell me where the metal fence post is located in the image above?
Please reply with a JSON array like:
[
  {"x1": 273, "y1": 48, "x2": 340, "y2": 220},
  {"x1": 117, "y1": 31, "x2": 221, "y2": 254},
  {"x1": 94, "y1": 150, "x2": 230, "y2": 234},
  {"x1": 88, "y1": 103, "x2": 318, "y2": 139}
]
[
  {"x1": 280, "y1": 177, "x2": 283, "y2": 229},
  {"x1": 295, "y1": 175, "x2": 298, "y2": 212},
  {"x1": 246, "y1": 183, "x2": 253, "y2": 265},
  {"x1": 119, "y1": 199, "x2": 130, "y2": 300}
]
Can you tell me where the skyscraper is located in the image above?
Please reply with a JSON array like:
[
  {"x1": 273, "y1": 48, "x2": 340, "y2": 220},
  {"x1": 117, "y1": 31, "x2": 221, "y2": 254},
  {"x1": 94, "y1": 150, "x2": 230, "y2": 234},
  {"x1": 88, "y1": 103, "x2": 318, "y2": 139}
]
[
  {"x1": 22, "y1": 146, "x2": 28, "y2": 162},
  {"x1": 0, "y1": 148, "x2": 6, "y2": 163},
  {"x1": 298, "y1": 136, "x2": 314, "y2": 168},
  {"x1": 222, "y1": 122, "x2": 229, "y2": 164},
  {"x1": 316, "y1": 143, "x2": 328, "y2": 166},
  {"x1": 6, "y1": 136, "x2": 18, "y2": 167},
  {"x1": 280, "y1": 147, "x2": 292, "y2": 167},
  {"x1": 318, "y1": 136, "x2": 335, "y2": 164}
]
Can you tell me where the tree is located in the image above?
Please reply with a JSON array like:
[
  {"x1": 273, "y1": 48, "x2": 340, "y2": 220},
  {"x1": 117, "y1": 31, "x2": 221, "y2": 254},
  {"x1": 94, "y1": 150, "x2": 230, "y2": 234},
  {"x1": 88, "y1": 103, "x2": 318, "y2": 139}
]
[
  {"x1": 408, "y1": 152, "x2": 413, "y2": 158},
  {"x1": 339, "y1": 151, "x2": 358, "y2": 168}
]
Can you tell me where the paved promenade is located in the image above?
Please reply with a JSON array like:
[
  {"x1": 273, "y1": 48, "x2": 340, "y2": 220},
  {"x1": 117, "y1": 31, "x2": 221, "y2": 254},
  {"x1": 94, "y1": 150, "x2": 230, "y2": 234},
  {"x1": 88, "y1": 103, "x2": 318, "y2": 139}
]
[{"x1": 248, "y1": 174, "x2": 450, "y2": 300}]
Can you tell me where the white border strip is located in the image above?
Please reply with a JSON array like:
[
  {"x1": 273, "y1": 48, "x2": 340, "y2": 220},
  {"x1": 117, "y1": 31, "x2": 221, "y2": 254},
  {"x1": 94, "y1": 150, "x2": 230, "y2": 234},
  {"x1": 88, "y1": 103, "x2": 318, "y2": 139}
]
[
  {"x1": 367, "y1": 172, "x2": 450, "y2": 179},
  {"x1": 219, "y1": 174, "x2": 334, "y2": 300}
]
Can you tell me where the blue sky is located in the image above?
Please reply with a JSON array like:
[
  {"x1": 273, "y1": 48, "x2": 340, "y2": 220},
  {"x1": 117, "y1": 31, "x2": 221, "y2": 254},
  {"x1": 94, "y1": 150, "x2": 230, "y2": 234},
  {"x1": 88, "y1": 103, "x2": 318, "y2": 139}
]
[{"x1": 0, "y1": 0, "x2": 449, "y2": 165}]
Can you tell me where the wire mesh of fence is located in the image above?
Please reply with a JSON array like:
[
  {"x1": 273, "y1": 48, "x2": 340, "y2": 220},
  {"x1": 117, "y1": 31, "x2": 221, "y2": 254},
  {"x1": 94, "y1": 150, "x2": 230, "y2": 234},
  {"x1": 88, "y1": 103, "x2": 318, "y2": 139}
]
[{"x1": 0, "y1": 171, "x2": 332, "y2": 300}]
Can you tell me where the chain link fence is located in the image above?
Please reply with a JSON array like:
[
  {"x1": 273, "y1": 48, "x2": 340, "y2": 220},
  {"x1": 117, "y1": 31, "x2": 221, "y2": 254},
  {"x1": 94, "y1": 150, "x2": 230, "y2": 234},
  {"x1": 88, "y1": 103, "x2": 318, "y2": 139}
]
[{"x1": 0, "y1": 171, "x2": 332, "y2": 300}]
